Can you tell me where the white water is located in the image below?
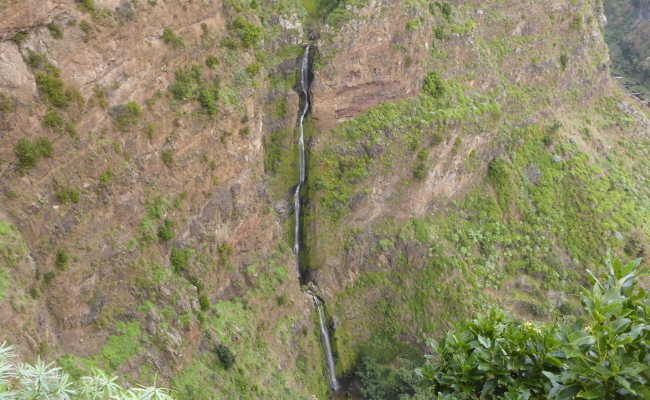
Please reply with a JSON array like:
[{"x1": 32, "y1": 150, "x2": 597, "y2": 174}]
[
  {"x1": 293, "y1": 45, "x2": 309, "y2": 256},
  {"x1": 293, "y1": 45, "x2": 340, "y2": 392},
  {"x1": 310, "y1": 293, "x2": 341, "y2": 391}
]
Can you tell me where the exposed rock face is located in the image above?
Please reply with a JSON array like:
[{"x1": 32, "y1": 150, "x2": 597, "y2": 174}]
[
  {"x1": 312, "y1": 1, "x2": 433, "y2": 129},
  {"x1": 0, "y1": 0, "x2": 56, "y2": 39},
  {"x1": 0, "y1": 41, "x2": 35, "y2": 102}
]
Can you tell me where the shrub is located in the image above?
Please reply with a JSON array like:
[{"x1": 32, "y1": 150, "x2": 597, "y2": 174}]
[
  {"x1": 15, "y1": 137, "x2": 53, "y2": 170},
  {"x1": 231, "y1": 16, "x2": 262, "y2": 48},
  {"x1": 161, "y1": 150, "x2": 173, "y2": 167},
  {"x1": 43, "y1": 271, "x2": 56, "y2": 285},
  {"x1": 487, "y1": 158, "x2": 514, "y2": 211},
  {"x1": 0, "y1": 91, "x2": 16, "y2": 114},
  {"x1": 55, "y1": 188, "x2": 80, "y2": 204},
  {"x1": 157, "y1": 219, "x2": 174, "y2": 242},
  {"x1": 357, "y1": 357, "x2": 414, "y2": 400},
  {"x1": 170, "y1": 248, "x2": 192, "y2": 273},
  {"x1": 35, "y1": 70, "x2": 69, "y2": 108},
  {"x1": 162, "y1": 27, "x2": 184, "y2": 48},
  {"x1": 215, "y1": 344, "x2": 235, "y2": 370},
  {"x1": 205, "y1": 55, "x2": 219, "y2": 69},
  {"x1": 198, "y1": 293, "x2": 210, "y2": 311},
  {"x1": 11, "y1": 31, "x2": 28, "y2": 45},
  {"x1": 55, "y1": 249, "x2": 69, "y2": 270},
  {"x1": 169, "y1": 66, "x2": 219, "y2": 115},
  {"x1": 47, "y1": 23, "x2": 63, "y2": 39},
  {"x1": 79, "y1": 20, "x2": 94, "y2": 40},
  {"x1": 109, "y1": 101, "x2": 141, "y2": 130},
  {"x1": 0, "y1": 342, "x2": 173, "y2": 398},
  {"x1": 399, "y1": 259, "x2": 650, "y2": 400},
  {"x1": 422, "y1": 72, "x2": 445, "y2": 99},
  {"x1": 99, "y1": 168, "x2": 114, "y2": 185},
  {"x1": 77, "y1": 0, "x2": 95, "y2": 12},
  {"x1": 434, "y1": 2, "x2": 452, "y2": 20},
  {"x1": 43, "y1": 108, "x2": 65, "y2": 133},
  {"x1": 560, "y1": 53, "x2": 568, "y2": 71}
]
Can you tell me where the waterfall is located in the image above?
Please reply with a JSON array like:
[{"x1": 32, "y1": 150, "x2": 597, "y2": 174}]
[
  {"x1": 293, "y1": 44, "x2": 340, "y2": 392},
  {"x1": 310, "y1": 293, "x2": 341, "y2": 391}
]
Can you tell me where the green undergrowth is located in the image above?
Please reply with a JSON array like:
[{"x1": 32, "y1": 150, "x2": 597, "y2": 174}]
[
  {"x1": 171, "y1": 248, "x2": 328, "y2": 399},
  {"x1": 328, "y1": 115, "x2": 649, "y2": 377},
  {"x1": 0, "y1": 220, "x2": 28, "y2": 300},
  {"x1": 309, "y1": 76, "x2": 500, "y2": 222}
]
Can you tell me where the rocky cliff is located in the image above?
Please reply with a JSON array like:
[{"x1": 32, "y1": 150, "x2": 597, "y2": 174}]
[{"x1": 0, "y1": 0, "x2": 648, "y2": 398}]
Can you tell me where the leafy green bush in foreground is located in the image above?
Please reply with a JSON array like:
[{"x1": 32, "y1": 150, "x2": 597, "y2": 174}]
[{"x1": 362, "y1": 259, "x2": 649, "y2": 399}]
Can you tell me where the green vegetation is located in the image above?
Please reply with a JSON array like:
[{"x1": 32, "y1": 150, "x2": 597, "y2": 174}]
[
  {"x1": 99, "y1": 321, "x2": 143, "y2": 369},
  {"x1": 77, "y1": 0, "x2": 95, "y2": 13},
  {"x1": 47, "y1": 22, "x2": 64, "y2": 39},
  {"x1": 11, "y1": 31, "x2": 28, "y2": 45},
  {"x1": 1, "y1": 342, "x2": 172, "y2": 399},
  {"x1": 0, "y1": 220, "x2": 27, "y2": 300},
  {"x1": 109, "y1": 101, "x2": 141, "y2": 130},
  {"x1": 359, "y1": 259, "x2": 649, "y2": 400},
  {"x1": 215, "y1": 344, "x2": 236, "y2": 370},
  {"x1": 161, "y1": 150, "x2": 174, "y2": 167},
  {"x1": 205, "y1": 55, "x2": 219, "y2": 69},
  {"x1": 157, "y1": 219, "x2": 174, "y2": 242},
  {"x1": 170, "y1": 247, "x2": 192, "y2": 273},
  {"x1": 0, "y1": 91, "x2": 16, "y2": 115},
  {"x1": 604, "y1": 0, "x2": 650, "y2": 97},
  {"x1": 99, "y1": 168, "x2": 114, "y2": 185},
  {"x1": 14, "y1": 137, "x2": 53, "y2": 170},
  {"x1": 169, "y1": 66, "x2": 220, "y2": 115},
  {"x1": 55, "y1": 187, "x2": 80, "y2": 205},
  {"x1": 35, "y1": 69, "x2": 70, "y2": 108},
  {"x1": 162, "y1": 27, "x2": 184, "y2": 48},
  {"x1": 231, "y1": 16, "x2": 262, "y2": 48},
  {"x1": 55, "y1": 248, "x2": 70, "y2": 270}
]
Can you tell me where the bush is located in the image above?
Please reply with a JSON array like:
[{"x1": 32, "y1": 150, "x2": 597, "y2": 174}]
[
  {"x1": 422, "y1": 72, "x2": 445, "y2": 99},
  {"x1": 0, "y1": 344, "x2": 173, "y2": 399},
  {"x1": 357, "y1": 357, "x2": 414, "y2": 400},
  {"x1": 205, "y1": 55, "x2": 219, "y2": 69},
  {"x1": 55, "y1": 188, "x2": 80, "y2": 204},
  {"x1": 109, "y1": 101, "x2": 141, "y2": 130},
  {"x1": 77, "y1": 0, "x2": 95, "y2": 12},
  {"x1": 162, "y1": 27, "x2": 184, "y2": 48},
  {"x1": 170, "y1": 248, "x2": 192, "y2": 273},
  {"x1": 99, "y1": 168, "x2": 114, "y2": 185},
  {"x1": 14, "y1": 137, "x2": 53, "y2": 170},
  {"x1": 169, "y1": 66, "x2": 219, "y2": 115},
  {"x1": 215, "y1": 344, "x2": 235, "y2": 370},
  {"x1": 161, "y1": 150, "x2": 173, "y2": 167},
  {"x1": 157, "y1": 219, "x2": 174, "y2": 242},
  {"x1": 560, "y1": 53, "x2": 569, "y2": 71},
  {"x1": 231, "y1": 16, "x2": 262, "y2": 48},
  {"x1": 47, "y1": 23, "x2": 63, "y2": 39},
  {"x1": 0, "y1": 91, "x2": 16, "y2": 114},
  {"x1": 403, "y1": 259, "x2": 650, "y2": 400},
  {"x1": 11, "y1": 31, "x2": 28, "y2": 45},
  {"x1": 35, "y1": 70, "x2": 69, "y2": 108},
  {"x1": 198, "y1": 293, "x2": 210, "y2": 311},
  {"x1": 55, "y1": 249, "x2": 69, "y2": 270},
  {"x1": 43, "y1": 108, "x2": 65, "y2": 133}
]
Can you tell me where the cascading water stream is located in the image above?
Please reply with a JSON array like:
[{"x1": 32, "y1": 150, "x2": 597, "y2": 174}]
[{"x1": 293, "y1": 44, "x2": 340, "y2": 392}]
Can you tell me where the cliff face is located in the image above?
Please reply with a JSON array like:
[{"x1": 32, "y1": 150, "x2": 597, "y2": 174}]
[
  {"x1": 0, "y1": 0, "x2": 648, "y2": 398},
  {"x1": 605, "y1": 0, "x2": 650, "y2": 98}
]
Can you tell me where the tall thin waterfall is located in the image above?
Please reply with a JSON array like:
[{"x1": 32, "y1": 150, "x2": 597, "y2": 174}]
[
  {"x1": 311, "y1": 293, "x2": 341, "y2": 391},
  {"x1": 293, "y1": 44, "x2": 340, "y2": 392}
]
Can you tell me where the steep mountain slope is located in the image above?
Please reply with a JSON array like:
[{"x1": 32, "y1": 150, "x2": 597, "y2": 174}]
[
  {"x1": 0, "y1": 0, "x2": 648, "y2": 398},
  {"x1": 604, "y1": 0, "x2": 650, "y2": 99}
]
